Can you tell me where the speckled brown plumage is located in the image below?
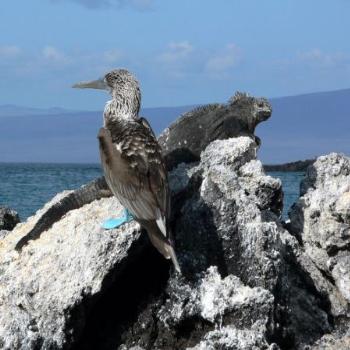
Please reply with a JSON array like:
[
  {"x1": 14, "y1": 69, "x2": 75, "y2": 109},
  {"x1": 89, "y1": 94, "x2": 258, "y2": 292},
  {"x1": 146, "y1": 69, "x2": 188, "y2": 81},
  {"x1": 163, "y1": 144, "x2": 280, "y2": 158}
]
[{"x1": 96, "y1": 69, "x2": 180, "y2": 273}]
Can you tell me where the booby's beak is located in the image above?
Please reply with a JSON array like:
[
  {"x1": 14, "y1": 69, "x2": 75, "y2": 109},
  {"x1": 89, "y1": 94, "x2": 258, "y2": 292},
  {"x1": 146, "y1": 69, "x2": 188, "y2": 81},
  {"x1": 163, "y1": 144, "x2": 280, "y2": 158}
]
[{"x1": 72, "y1": 78, "x2": 108, "y2": 90}]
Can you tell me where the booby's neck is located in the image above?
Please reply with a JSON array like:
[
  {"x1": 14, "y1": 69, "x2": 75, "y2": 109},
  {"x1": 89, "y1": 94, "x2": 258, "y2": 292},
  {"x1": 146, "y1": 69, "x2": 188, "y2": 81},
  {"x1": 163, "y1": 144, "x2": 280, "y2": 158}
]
[{"x1": 103, "y1": 94, "x2": 140, "y2": 126}]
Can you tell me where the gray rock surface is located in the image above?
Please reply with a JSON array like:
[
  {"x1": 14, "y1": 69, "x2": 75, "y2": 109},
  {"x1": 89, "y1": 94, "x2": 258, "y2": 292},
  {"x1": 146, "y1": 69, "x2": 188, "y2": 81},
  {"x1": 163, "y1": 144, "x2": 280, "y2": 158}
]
[
  {"x1": 74, "y1": 137, "x2": 331, "y2": 350},
  {"x1": 187, "y1": 324, "x2": 274, "y2": 350},
  {"x1": 158, "y1": 92, "x2": 271, "y2": 170},
  {"x1": 0, "y1": 206, "x2": 20, "y2": 231},
  {"x1": 0, "y1": 194, "x2": 144, "y2": 349},
  {"x1": 310, "y1": 331, "x2": 350, "y2": 350},
  {"x1": 288, "y1": 153, "x2": 350, "y2": 345},
  {"x1": 0, "y1": 230, "x2": 10, "y2": 240},
  {"x1": 1, "y1": 137, "x2": 349, "y2": 349}
]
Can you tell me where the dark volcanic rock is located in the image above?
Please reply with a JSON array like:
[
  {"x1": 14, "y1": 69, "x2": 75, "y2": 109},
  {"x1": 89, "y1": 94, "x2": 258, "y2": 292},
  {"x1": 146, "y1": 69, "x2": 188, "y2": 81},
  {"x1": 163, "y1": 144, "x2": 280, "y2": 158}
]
[
  {"x1": 0, "y1": 193, "x2": 144, "y2": 349},
  {"x1": 0, "y1": 206, "x2": 20, "y2": 231},
  {"x1": 74, "y1": 138, "x2": 330, "y2": 350},
  {"x1": 0, "y1": 137, "x2": 341, "y2": 350},
  {"x1": 310, "y1": 331, "x2": 350, "y2": 349},
  {"x1": 264, "y1": 159, "x2": 315, "y2": 172},
  {"x1": 288, "y1": 153, "x2": 350, "y2": 344},
  {"x1": 158, "y1": 92, "x2": 271, "y2": 170}
]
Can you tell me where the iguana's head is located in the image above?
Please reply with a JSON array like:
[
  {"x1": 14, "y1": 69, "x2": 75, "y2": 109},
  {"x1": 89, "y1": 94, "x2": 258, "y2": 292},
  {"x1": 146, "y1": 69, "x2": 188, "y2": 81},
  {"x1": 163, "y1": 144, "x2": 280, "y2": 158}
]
[{"x1": 229, "y1": 92, "x2": 272, "y2": 126}]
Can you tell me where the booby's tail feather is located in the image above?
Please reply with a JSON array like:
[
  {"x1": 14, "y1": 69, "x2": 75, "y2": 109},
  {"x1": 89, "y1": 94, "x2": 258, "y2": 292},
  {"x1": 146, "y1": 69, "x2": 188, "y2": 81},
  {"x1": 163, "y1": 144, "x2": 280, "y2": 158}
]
[
  {"x1": 164, "y1": 241, "x2": 181, "y2": 274},
  {"x1": 143, "y1": 223, "x2": 181, "y2": 274},
  {"x1": 171, "y1": 249, "x2": 181, "y2": 274}
]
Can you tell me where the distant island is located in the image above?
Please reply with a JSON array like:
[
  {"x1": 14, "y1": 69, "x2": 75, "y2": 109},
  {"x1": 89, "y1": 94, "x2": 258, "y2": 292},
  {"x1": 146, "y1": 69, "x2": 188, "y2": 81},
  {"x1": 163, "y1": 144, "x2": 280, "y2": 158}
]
[
  {"x1": 264, "y1": 159, "x2": 315, "y2": 172},
  {"x1": 1, "y1": 87, "x2": 350, "y2": 163}
]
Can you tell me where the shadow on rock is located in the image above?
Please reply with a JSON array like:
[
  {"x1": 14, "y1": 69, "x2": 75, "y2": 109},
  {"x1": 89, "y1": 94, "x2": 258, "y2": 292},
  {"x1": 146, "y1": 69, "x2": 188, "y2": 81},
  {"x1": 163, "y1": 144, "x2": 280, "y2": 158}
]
[
  {"x1": 74, "y1": 239, "x2": 170, "y2": 350},
  {"x1": 171, "y1": 170, "x2": 231, "y2": 278}
]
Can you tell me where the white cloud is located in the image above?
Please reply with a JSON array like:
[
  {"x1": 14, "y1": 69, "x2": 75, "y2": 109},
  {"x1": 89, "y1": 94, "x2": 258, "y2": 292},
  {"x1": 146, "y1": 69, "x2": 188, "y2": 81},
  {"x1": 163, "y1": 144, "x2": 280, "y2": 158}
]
[
  {"x1": 158, "y1": 41, "x2": 194, "y2": 64},
  {"x1": 43, "y1": 46, "x2": 124, "y2": 76},
  {"x1": 205, "y1": 44, "x2": 242, "y2": 78},
  {"x1": 128, "y1": 0, "x2": 153, "y2": 11},
  {"x1": 156, "y1": 41, "x2": 195, "y2": 79},
  {"x1": 50, "y1": 0, "x2": 153, "y2": 10},
  {"x1": 0, "y1": 45, "x2": 21, "y2": 59},
  {"x1": 42, "y1": 46, "x2": 69, "y2": 65},
  {"x1": 296, "y1": 48, "x2": 348, "y2": 68},
  {"x1": 0, "y1": 44, "x2": 132, "y2": 90},
  {"x1": 156, "y1": 42, "x2": 244, "y2": 81},
  {"x1": 103, "y1": 49, "x2": 123, "y2": 63},
  {"x1": 276, "y1": 49, "x2": 350, "y2": 70}
]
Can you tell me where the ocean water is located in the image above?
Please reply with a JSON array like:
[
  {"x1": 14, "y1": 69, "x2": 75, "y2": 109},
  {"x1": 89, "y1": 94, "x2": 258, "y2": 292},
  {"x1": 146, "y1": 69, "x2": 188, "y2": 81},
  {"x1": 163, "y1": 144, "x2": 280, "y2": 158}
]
[
  {"x1": 0, "y1": 163, "x2": 102, "y2": 220},
  {"x1": 0, "y1": 163, "x2": 304, "y2": 221},
  {"x1": 268, "y1": 171, "x2": 305, "y2": 218}
]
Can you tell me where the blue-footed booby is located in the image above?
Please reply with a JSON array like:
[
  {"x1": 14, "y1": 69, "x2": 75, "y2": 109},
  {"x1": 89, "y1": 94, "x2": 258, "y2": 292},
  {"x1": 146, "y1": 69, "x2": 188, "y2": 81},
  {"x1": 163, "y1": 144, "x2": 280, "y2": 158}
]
[{"x1": 73, "y1": 69, "x2": 181, "y2": 273}]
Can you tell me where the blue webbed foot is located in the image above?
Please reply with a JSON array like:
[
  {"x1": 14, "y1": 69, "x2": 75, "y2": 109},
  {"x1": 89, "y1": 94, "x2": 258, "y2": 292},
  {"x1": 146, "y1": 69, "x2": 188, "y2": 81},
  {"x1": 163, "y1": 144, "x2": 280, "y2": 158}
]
[{"x1": 102, "y1": 208, "x2": 134, "y2": 230}]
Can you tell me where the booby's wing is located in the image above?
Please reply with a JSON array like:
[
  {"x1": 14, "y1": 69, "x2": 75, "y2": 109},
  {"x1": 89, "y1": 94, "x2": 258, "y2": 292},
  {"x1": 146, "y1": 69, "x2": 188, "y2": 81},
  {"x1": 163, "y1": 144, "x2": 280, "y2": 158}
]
[
  {"x1": 98, "y1": 119, "x2": 169, "y2": 237},
  {"x1": 98, "y1": 121, "x2": 181, "y2": 273},
  {"x1": 139, "y1": 117, "x2": 171, "y2": 227},
  {"x1": 139, "y1": 117, "x2": 156, "y2": 137}
]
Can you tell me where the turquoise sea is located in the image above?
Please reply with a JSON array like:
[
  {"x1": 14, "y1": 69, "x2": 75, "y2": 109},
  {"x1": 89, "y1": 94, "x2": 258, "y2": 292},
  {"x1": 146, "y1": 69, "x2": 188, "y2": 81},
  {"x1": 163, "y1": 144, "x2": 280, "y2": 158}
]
[
  {"x1": 0, "y1": 163, "x2": 102, "y2": 220},
  {"x1": 0, "y1": 163, "x2": 304, "y2": 220}
]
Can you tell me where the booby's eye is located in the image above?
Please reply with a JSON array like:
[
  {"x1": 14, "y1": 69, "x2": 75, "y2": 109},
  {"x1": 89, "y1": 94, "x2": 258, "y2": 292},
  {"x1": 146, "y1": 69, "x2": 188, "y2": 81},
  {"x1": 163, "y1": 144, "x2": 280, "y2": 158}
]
[{"x1": 105, "y1": 74, "x2": 111, "y2": 84}]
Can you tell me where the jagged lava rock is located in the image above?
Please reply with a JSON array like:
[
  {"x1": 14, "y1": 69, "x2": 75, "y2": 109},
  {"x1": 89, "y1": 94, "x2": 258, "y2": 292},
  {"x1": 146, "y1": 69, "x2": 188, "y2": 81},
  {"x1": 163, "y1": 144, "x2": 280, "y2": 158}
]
[
  {"x1": 288, "y1": 153, "x2": 350, "y2": 345},
  {"x1": 187, "y1": 325, "x2": 277, "y2": 350},
  {"x1": 0, "y1": 206, "x2": 20, "y2": 231},
  {"x1": 171, "y1": 137, "x2": 284, "y2": 281},
  {"x1": 0, "y1": 137, "x2": 339, "y2": 350},
  {"x1": 164, "y1": 138, "x2": 330, "y2": 349},
  {"x1": 0, "y1": 193, "x2": 143, "y2": 349},
  {"x1": 310, "y1": 331, "x2": 350, "y2": 350},
  {"x1": 77, "y1": 137, "x2": 330, "y2": 350},
  {"x1": 158, "y1": 92, "x2": 271, "y2": 170}
]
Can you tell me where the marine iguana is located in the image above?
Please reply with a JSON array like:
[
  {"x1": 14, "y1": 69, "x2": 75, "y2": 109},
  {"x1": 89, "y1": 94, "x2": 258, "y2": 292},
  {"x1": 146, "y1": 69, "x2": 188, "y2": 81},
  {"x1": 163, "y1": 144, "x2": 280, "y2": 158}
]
[{"x1": 158, "y1": 92, "x2": 272, "y2": 170}]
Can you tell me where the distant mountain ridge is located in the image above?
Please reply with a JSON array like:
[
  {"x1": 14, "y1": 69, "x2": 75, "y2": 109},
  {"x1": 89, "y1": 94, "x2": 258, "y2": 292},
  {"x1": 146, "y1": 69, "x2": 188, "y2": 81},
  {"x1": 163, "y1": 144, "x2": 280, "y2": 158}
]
[
  {"x1": 257, "y1": 88, "x2": 350, "y2": 163},
  {"x1": 0, "y1": 105, "x2": 77, "y2": 117},
  {"x1": 264, "y1": 159, "x2": 315, "y2": 172},
  {"x1": 0, "y1": 88, "x2": 349, "y2": 163},
  {"x1": 0, "y1": 104, "x2": 196, "y2": 119}
]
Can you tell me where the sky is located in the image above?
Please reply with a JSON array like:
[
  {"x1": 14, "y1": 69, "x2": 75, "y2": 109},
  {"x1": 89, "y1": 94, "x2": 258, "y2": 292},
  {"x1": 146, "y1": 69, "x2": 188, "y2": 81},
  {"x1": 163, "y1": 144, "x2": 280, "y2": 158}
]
[{"x1": 1, "y1": 0, "x2": 350, "y2": 110}]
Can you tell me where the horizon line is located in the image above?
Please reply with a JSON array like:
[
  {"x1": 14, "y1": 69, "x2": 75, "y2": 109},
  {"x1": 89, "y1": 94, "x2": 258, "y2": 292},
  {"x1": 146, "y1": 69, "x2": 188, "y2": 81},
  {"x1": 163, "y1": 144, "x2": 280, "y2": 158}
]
[{"x1": 1, "y1": 86, "x2": 349, "y2": 113}]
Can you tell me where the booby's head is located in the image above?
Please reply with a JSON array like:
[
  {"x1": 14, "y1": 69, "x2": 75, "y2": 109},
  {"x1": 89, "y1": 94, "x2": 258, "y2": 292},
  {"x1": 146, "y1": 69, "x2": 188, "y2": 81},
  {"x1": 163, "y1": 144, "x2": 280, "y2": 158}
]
[{"x1": 73, "y1": 68, "x2": 141, "y2": 117}]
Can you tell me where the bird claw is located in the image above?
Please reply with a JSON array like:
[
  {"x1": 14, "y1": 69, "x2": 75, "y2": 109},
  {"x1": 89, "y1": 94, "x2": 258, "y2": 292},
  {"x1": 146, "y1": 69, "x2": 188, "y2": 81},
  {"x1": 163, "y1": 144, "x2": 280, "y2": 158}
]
[{"x1": 102, "y1": 209, "x2": 134, "y2": 230}]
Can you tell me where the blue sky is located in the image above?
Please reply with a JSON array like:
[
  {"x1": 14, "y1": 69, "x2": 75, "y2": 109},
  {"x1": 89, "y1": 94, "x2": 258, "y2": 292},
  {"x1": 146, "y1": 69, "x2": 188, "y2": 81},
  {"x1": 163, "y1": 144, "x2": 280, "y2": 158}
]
[{"x1": 1, "y1": 0, "x2": 349, "y2": 109}]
